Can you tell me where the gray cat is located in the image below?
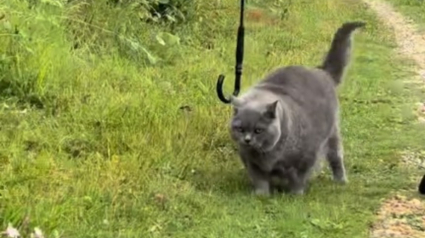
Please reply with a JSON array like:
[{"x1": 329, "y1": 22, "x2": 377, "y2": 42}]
[{"x1": 228, "y1": 21, "x2": 366, "y2": 195}]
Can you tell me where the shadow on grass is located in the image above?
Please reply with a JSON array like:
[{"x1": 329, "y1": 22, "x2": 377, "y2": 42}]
[
  {"x1": 187, "y1": 162, "x2": 349, "y2": 197},
  {"x1": 188, "y1": 166, "x2": 251, "y2": 195}
]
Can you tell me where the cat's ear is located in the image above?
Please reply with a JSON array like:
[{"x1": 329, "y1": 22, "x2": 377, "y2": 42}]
[
  {"x1": 264, "y1": 100, "x2": 279, "y2": 119},
  {"x1": 230, "y1": 95, "x2": 244, "y2": 108}
]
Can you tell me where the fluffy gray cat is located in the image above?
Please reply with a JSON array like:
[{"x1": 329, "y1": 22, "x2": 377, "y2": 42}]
[{"x1": 229, "y1": 21, "x2": 366, "y2": 195}]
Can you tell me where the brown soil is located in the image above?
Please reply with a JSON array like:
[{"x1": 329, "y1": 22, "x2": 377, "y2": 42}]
[{"x1": 370, "y1": 194, "x2": 425, "y2": 238}]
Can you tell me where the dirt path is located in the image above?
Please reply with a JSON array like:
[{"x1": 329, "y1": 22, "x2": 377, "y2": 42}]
[
  {"x1": 362, "y1": 1, "x2": 425, "y2": 237},
  {"x1": 364, "y1": 0, "x2": 425, "y2": 73}
]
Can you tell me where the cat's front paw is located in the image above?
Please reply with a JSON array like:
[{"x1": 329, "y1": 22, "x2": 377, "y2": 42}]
[
  {"x1": 289, "y1": 188, "x2": 305, "y2": 195},
  {"x1": 333, "y1": 175, "x2": 348, "y2": 184},
  {"x1": 254, "y1": 188, "x2": 271, "y2": 197}
]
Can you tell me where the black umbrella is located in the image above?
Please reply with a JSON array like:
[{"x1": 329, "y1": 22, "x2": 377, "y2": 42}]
[
  {"x1": 216, "y1": 0, "x2": 246, "y2": 104},
  {"x1": 419, "y1": 174, "x2": 425, "y2": 194}
]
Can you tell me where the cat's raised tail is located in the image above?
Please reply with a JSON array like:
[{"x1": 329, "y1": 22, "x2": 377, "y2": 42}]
[{"x1": 319, "y1": 21, "x2": 366, "y2": 86}]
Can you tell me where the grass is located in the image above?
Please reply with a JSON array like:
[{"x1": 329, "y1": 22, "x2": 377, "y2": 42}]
[
  {"x1": 1, "y1": 0, "x2": 425, "y2": 237},
  {"x1": 385, "y1": 0, "x2": 425, "y2": 31}
]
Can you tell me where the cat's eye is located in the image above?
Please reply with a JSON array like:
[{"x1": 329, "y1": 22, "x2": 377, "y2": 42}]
[
  {"x1": 254, "y1": 128, "x2": 263, "y2": 134},
  {"x1": 236, "y1": 126, "x2": 244, "y2": 132}
]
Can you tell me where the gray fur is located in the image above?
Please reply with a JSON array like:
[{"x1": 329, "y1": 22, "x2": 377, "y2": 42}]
[
  {"x1": 319, "y1": 21, "x2": 366, "y2": 84},
  {"x1": 228, "y1": 21, "x2": 365, "y2": 195}
]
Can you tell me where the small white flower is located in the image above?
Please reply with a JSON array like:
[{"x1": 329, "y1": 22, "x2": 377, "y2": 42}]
[
  {"x1": 2, "y1": 223, "x2": 20, "y2": 238},
  {"x1": 32, "y1": 227, "x2": 44, "y2": 238}
]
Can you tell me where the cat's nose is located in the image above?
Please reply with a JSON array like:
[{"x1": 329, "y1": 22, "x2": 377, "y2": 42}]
[{"x1": 244, "y1": 136, "x2": 251, "y2": 143}]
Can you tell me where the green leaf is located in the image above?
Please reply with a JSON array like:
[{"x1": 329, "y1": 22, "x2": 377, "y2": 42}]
[
  {"x1": 3, "y1": 20, "x2": 11, "y2": 31},
  {"x1": 165, "y1": 14, "x2": 177, "y2": 22},
  {"x1": 141, "y1": 46, "x2": 157, "y2": 64},
  {"x1": 155, "y1": 34, "x2": 166, "y2": 45},
  {"x1": 159, "y1": 32, "x2": 180, "y2": 45}
]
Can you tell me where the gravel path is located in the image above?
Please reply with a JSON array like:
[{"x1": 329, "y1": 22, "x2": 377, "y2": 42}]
[{"x1": 362, "y1": 1, "x2": 425, "y2": 237}]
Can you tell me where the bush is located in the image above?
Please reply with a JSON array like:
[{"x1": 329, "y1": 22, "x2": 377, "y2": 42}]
[{"x1": 0, "y1": 0, "x2": 213, "y2": 109}]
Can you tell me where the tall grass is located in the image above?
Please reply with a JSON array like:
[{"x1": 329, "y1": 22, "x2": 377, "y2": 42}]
[{"x1": 1, "y1": 1, "x2": 259, "y2": 236}]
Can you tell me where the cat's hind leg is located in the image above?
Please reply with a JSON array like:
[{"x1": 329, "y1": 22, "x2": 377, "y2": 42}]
[
  {"x1": 326, "y1": 126, "x2": 347, "y2": 184},
  {"x1": 285, "y1": 164, "x2": 314, "y2": 195}
]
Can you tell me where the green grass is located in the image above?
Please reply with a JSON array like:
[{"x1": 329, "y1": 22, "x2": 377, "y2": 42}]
[
  {"x1": 386, "y1": 0, "x2": 425, "y2": 31},
  {"x1": 1, "y1": 0, "x2": 425, "y2": 237}
]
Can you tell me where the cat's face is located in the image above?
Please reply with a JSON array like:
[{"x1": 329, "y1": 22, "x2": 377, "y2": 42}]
[{"x1": 229, "y1": 97, "x2": 281, "y2": 152}]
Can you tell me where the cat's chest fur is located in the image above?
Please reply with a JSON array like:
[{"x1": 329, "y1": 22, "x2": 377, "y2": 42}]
[{"x1": 240, "y1": 147, "x2": 285, "y2": 172}]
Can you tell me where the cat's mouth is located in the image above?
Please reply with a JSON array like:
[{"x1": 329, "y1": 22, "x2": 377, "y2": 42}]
[
  {"x1": 241, "y1": 142, "x2": 266, "y2": 153},
  {"x1": 240, "y1": 141, "x2": 255, "y2": 148}
]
